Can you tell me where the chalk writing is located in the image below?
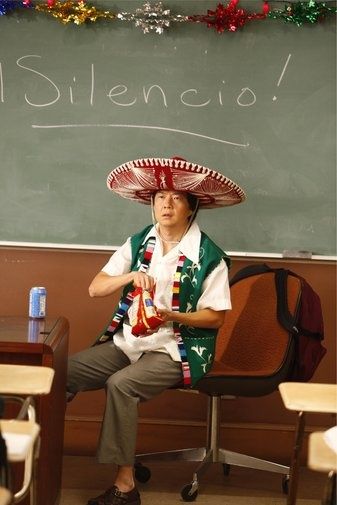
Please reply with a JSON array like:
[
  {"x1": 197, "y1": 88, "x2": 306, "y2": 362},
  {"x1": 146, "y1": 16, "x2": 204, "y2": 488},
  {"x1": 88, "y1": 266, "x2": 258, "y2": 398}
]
[
  {"x1": 0, "y1": 52, "x2": 293, "y2": 147},
  {"x1": 237, "y1": 88, "x2": 257, "y2": 107},
  {"x1": 273, "y1": 53, "x2": 292, "y2": 102},
  {"x1": 16, "y1": 55, "x2": 60, "y2": 107},
  {"x1": 0, "y1": 55, "x2": 263, "y2": 110}
]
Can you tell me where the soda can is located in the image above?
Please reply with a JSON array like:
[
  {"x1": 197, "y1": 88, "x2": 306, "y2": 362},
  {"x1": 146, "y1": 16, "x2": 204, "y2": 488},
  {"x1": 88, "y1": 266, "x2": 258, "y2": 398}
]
[
  {"x1": 29, "y1": 287, "x2": 47, "y2": 318},
  {"x1": 28, "y1": 318, "x2": 45, "y2": 342}
]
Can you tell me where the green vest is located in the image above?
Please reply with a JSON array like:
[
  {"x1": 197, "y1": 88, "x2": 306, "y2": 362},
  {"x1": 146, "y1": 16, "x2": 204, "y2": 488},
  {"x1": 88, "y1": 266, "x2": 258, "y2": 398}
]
[{"x1": 98, "y1": 225, "x2": 230, "y2": 387}]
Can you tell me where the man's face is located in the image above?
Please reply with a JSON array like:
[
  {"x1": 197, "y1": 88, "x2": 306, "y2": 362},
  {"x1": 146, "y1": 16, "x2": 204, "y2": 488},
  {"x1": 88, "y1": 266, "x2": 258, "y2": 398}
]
[{"x1": 153, "y1": 190, "x2": 193, "y2": 228}]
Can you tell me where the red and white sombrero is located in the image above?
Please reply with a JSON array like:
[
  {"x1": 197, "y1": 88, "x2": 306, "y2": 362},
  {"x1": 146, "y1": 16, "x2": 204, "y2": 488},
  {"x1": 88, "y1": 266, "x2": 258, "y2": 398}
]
[{"x1": 107, "y1": 157, "x2": 245, "y2": 209}]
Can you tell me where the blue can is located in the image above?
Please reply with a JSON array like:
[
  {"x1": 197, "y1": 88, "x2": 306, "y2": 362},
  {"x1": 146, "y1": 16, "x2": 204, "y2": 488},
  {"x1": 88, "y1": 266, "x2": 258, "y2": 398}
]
[
  {"x1": 29, "y1": 287, "x2": 47, "y2": 318},
  {"x1": 28, "y1": 318, "x2": 45, "y2": 342}
]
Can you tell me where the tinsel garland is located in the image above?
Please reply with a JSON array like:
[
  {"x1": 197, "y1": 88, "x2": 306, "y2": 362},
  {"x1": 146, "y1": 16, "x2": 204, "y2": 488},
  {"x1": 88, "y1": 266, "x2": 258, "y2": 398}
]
[
  {"x1": 0, "y1": 0, "x2": 336, "y2": 31},
  {"x1": 117, "y1": 1, "x2": 187, "y2": 34},
  {"x1": 269, "y1": 0, "x2": 337, "y2": 24},
  {"x1": 189, "y1": 0, "x2": 270, "y2": 32},
  {"x1": 0, "y1": 0, "x2": 30, "y2": 15},
  {"x1": 36, "y1": 0, "x2": 115, "y2": 24}
]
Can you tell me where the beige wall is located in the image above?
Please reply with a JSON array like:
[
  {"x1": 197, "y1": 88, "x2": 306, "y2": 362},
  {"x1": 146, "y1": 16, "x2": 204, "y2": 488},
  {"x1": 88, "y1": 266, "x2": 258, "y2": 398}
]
[{"x1": 0, "y1": 247, "x2": 336, "y2": 464}]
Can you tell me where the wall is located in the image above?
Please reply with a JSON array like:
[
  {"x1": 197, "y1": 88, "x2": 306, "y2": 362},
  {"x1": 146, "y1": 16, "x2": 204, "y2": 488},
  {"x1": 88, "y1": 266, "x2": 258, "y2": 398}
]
[{"x1": 0, "y1": 246, "x2": 335, "y2": 465}]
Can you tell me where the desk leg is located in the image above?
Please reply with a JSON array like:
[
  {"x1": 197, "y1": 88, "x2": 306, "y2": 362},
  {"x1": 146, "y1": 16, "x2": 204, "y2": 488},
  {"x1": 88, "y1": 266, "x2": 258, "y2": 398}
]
[
  {"x1": 287, "y1": 411, "x2": 306, "y2": 505},
  {"x1": 322, "y1": 471, "x2": 336, "y2": 505}
]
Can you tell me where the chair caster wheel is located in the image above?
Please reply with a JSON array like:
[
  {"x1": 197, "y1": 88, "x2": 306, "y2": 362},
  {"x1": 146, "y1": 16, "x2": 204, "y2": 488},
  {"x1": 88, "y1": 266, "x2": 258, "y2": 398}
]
[
  {"x1": 134, "y1": 462, "x2": 151, "y2": 483},
  {"x1": 181, "y1": 483, "x2": 198, "y2": 502},
  {"x1": 222, "y1": 463, "x2": 231, "y2": 476},
  {"x1": 282, "y1": 474, "x2": 290, "y2": 494}
]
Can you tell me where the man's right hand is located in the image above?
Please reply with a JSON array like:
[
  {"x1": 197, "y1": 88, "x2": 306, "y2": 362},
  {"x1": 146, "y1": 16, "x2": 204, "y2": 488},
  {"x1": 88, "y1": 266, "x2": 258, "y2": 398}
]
[{"x1": 132, "y1": 272, "x2": 155, "y2": 291}]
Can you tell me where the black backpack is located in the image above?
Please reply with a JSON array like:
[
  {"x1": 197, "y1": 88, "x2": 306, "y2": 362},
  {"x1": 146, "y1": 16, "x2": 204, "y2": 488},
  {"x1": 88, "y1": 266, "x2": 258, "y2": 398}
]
[{"x1": 229, "y1": 264, "x2": 326, "y2": 382}]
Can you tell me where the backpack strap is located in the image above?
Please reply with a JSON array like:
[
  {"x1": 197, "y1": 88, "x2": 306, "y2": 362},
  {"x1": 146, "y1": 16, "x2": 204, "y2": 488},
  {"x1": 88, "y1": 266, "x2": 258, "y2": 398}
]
[
  {"x1": 229, "y1": 263, "x2": 273, "y2": 286},
  {"x1": 274, "y1": 269, "x2": 300, "y2": 335},
  {"x1": 275, "y1": 269, "x2": 323, "y2": 340}
]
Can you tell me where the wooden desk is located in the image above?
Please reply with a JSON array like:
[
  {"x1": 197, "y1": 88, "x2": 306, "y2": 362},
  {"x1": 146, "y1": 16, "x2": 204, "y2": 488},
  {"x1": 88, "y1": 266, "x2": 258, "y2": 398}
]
[
  {"x1": 0, "y1": 316, "x2": 69, "y2": 505},
  {"x1": 279, "y1": 382, "x2": 337, "y2": 505},
  {"x1": 308, "y1": 431, "x2": 337, "y2": 505},
  {"x1": 308, "y1": 431, "x2": 337, "y2": 474}
]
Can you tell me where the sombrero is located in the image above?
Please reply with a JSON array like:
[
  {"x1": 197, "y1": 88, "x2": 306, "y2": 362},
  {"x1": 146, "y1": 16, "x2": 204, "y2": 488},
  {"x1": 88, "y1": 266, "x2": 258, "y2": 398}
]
[{"x1": 107, "y1": 157, "x2": 245, "y2": 209}]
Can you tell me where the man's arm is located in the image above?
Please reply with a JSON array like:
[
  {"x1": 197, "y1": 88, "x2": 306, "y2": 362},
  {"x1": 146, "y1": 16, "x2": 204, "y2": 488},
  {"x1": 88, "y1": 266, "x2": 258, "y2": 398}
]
[
  {"x1": 157, "y1": 308, "x2": 226, "y2": 329},
  {"x1": 89, "y1": 271, "x2": 155, "y2": 298}
]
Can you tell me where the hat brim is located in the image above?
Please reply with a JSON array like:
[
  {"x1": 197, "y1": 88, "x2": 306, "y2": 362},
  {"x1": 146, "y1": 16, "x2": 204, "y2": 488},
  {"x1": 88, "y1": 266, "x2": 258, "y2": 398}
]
[{"x1": 107, "y1": 157, "x2": 245, "y2": 209}]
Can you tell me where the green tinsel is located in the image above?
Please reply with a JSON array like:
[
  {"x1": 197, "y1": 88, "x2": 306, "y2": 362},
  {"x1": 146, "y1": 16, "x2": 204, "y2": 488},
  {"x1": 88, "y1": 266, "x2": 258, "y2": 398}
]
[{"x1": 268, "y1": 0, "x2": 337, "y2": 26}]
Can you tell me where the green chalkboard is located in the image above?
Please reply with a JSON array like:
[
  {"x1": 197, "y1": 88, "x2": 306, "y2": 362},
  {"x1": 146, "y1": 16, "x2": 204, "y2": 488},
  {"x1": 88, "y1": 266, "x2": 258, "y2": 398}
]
[{"x1": 0, "y1": 1, "x2": 335, "y2": 255}]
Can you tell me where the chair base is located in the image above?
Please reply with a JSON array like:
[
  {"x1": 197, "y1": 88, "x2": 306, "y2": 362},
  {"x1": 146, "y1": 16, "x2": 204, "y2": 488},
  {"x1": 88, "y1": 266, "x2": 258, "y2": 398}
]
[
  {"x1": 135, "y1": 394, "x2": 290, "y2": 500},
  {"x1": 135, "y1": 447, "x2": 289, "y2": 501},
  {"x1": 136, "y1": 446, "x2": 289, "y2": 476}
]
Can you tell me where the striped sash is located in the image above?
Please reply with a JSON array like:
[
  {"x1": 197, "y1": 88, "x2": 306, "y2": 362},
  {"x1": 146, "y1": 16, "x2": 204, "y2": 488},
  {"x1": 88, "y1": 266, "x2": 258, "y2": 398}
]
[
  {"x1": 98, "y1": 238, "x2": 155, "y2": 341},
  {"x1": 172, "y1": 254, "x2": 192, "y2": 387},
  {"x1": 98, "y1": 237, "x2": 192, "y2": 386}
]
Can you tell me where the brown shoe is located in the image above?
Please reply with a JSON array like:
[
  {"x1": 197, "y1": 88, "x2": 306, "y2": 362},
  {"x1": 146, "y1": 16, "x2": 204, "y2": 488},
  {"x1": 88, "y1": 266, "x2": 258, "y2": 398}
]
[{"x1": 87, "y1": 486, "x2": 141, "y2": 505}]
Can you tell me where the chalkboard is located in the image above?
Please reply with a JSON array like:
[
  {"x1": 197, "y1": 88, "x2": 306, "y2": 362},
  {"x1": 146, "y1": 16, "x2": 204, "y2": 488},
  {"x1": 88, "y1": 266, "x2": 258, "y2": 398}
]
[{"x1": 0, "y1": 1, "x2": 335, "y2": 255}]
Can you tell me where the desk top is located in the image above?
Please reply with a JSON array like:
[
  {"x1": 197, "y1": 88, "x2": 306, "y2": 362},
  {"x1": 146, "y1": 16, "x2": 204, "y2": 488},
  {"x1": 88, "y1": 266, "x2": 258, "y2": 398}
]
[
  {"x1": 279, "y1": 382, "x2": 337, "y2": 414},
  {"x1": 308, "y1": 432, "x2": 337, "y2": 473},
  {"x1": 0, "y1": 419, "x2": 40, "y2": 462},
  {"x1": 0, "y1": 364, "x2": 54, "y2": 395},
  {"x1": 0, "y1": 316, "x2": 60, "y2": 344}
]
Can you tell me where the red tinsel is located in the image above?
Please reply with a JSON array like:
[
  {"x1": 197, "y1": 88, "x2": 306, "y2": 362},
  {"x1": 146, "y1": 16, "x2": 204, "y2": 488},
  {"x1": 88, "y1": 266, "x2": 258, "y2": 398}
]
[{"x1": 189, "y1": 0, "x2": 270, "y2": 33}]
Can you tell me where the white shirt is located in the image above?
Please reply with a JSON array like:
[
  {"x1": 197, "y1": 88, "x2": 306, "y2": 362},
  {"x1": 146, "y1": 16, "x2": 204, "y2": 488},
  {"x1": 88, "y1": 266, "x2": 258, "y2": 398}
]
[{"x1": 102, "y1": 222, "x2": 231, "y2": 363}]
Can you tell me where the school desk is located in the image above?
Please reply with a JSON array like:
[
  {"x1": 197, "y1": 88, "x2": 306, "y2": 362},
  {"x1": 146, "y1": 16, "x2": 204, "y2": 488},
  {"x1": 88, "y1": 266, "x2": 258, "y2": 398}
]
[
  {"x1": 0, "y1": 316, "x2": 69, "y2": 505},
  {"x1": 308, "y1": 430, "x2": 337, "y2": 505},
  {"x1": 279, "y1": 382, "x2": 337, "y2": 505}
]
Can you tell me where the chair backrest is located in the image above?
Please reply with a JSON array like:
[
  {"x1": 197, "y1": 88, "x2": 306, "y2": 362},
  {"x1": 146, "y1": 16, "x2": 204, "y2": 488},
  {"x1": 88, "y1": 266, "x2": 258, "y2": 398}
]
[{"x1": 212, "y1": 271, "x2": 301, "y2": 377}]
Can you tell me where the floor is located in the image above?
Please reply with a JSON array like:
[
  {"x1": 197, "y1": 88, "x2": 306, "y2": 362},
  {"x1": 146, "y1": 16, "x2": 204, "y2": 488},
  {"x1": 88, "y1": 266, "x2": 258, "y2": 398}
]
[{"x1": 60, "y1": 455, "x2": 328, "y2": 505}]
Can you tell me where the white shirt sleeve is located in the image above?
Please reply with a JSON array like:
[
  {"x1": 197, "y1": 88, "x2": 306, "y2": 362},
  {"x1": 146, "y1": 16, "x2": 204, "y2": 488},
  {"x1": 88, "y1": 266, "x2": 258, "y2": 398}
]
[
  {"x1": 101, "y1": 238, "x2": 132, "y2": 276},
  {"x1": 196, "y1": 259, "x2": 232, "y2": 311}
]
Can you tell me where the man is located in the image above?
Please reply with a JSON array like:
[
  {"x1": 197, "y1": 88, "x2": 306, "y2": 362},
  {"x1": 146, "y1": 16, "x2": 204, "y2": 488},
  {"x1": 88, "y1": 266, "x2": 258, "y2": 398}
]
[{"x1": 67, "y1": 156, "x2": 245, "y2": 505}]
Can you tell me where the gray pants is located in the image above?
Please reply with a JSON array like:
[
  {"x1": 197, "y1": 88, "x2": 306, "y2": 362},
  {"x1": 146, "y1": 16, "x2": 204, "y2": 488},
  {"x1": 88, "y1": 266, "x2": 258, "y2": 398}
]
[{"x1": 67, "y1": 342, "x2": 182, "y2": 465}]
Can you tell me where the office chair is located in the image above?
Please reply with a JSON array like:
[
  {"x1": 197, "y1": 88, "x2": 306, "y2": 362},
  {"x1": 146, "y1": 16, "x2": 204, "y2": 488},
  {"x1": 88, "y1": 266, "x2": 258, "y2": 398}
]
[{"x1": 135, "y1": 268, "x2": 301, "y2": 501}]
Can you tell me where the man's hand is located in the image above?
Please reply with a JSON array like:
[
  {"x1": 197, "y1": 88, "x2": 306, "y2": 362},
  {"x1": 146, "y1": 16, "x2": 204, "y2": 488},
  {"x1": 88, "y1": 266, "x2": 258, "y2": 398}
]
[
  {"x1": 157, "y1": 308, "x2": 226, "y2": 329},
  {"x1": 157, "y1": 308, "x2": 174, "y2": 322},
  {"x1": 132, "y1": 272, "x2": 155, "y2": 291}
]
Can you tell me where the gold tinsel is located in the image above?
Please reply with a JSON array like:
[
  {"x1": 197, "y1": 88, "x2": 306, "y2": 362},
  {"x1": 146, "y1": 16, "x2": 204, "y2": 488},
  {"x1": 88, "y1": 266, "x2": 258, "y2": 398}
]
[{"x1": 35, "y1": 0, "x2": 116, "y2": 25}]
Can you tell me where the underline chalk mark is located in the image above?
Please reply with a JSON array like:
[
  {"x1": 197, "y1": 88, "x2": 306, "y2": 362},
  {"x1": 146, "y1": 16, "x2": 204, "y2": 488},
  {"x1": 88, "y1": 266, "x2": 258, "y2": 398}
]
[{"x1": 31, "y1": 123, "x2": 249, "y2": 148}]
